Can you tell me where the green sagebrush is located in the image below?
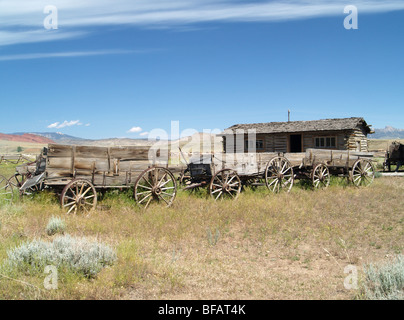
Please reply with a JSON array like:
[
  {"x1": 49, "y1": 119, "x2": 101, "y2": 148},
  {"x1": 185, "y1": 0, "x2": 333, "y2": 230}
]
[
  {"x1": 2, "y1": 234, "x2": 117, "y2": 278},
  {"x1": 363, "y1": 255, "x2": 404, "y2": 300},
  {"x1": 46, "y1": 216, "x2": 66, "y2": 236}
]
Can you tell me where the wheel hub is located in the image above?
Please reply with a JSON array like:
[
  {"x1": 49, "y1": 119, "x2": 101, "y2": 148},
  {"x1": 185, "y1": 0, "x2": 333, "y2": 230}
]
[
  {"x1": 76, "y1": 195, "x2": 85, "y2": 206},
  {"x1": 153, "y1": 187, "x2": 162, "y2": 196}
]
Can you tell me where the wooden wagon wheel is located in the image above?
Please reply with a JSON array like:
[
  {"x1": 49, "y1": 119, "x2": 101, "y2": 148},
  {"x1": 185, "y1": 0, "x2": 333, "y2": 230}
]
[
  {"x1": 134, "y1": 167, "x2": 177, "y2": 209},
  {"x1": 209, "y1": 169, "x2": 241, "y2": 200},
  {"x1": 264, "y1": 156, "x2": 294, "y2": 193},
  {"x1": 350, "y1": 159, "x2": 375, "y2": 187},
  {"x1": 0, "y1": 175, "x2": 14, "y2": 205},
  {"x1": 312, "y1": 163, "x2": 330, "y2": 189},
  {"x1": 60, "y1": 179, "x2": 97, "y2": 214},
  {"x1": 8, "y1": 173, "x2": 25, "y2": 190}
]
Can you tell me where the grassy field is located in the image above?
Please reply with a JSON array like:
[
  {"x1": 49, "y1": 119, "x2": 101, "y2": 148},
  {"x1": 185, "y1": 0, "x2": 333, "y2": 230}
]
[
  {"x1": 0, "y1": 162, "x2": 403, "y2": 300},
  {"x1": 368, "y1": 139, "x2": 404, "y2": 152},
  {"x1": 0, "y1": 140, "x2": 46, "y2": 155}
]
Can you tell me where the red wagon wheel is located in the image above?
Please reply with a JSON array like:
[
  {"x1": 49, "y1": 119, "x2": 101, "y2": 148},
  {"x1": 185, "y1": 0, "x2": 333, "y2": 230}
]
[
  {"x1": 60, "y1": 179, "x2": 97, "y2": 215},
  {"x1": 0, "y1": 175, "x2": 14, "y2": 205},
  {"x1": 264, "y1": 156, "x2": 294, "y2": 193},
  {"x1": 312, "y1": 163, "x2": 330, "y2": 189},
  {"x1": 209, "y1": 169, "x2": 241, "y2": 200},
  {"x1": 134, "y1": 167, "x2": 177, "y2": 209},
  {"x1": 350, "y1": 159, "x2": 375, "y2": 187}
]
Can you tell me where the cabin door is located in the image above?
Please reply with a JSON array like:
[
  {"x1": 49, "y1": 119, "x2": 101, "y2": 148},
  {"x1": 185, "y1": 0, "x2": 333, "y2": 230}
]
[{"x1": 290, "y1": 134, "x2": 302, "y2": 153}]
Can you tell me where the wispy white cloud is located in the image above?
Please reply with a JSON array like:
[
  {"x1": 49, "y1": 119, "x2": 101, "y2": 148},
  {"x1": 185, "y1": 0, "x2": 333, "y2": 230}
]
[
  {"x1": 0, "y1": 49, "x2": 136, "y2": 61},
  {"x1": 0, "y1": 30, "x2": 86, "y2": 47},
  {"x1": 1, "y1": 1, "x2": 404, "y2": 47},
  {"x1": 47, "y1": 120, "x2": 82, "y2": 129},
  {"x1": 47, "y1": 122, "x2": 60, "y2": 129},
  {"x1": 127, "y1": 126, "x2": 142, "y2": 133},
  {"x1": 139, "y1": 131, "x2": 149, "y2": 136}
]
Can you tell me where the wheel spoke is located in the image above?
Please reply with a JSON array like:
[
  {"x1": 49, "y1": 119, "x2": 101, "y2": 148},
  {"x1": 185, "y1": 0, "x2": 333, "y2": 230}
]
[
  {"x1": 161, "y1": 191, "x2": 174, "y2": 197},
  {"x1": 159, "y1": 179, "x2": 172, "y2": 188},
  {"x1": 81, "y1": 187, "x2": 92, "y2": 197},
  {"x1": 138, "y1": 192, "x2": 152, "y2": 204},
  {"x1": 63, "y1": 201, "x2": 76, "y2": 208},
  {"x1": 137, "y1": 184, "x2": 152, "y2": 191},
  {"x1": 215, "y1": 191, "x2": 223, "y2": 200},
  {"x1": 144, "y1": 196, "x2": 153, "y2": 209},
  {"x1": 268, "y1": 178, "x2": 277, "y2": 187},
  {"x1": 161, "y1": 186, "x2": 175, "y2": 191},
  {"x1": 142, "y1": 176, "x2": 153, "y2": 188},
  {"x1": 67, "y1": 204, "x2": 77, "y2": 214},
  {"x1": 211, "y1": 188, "x2": 222, "y2": 194},
  {"x1": 158, "y1": 194, "x2": 169, "y2": 205},
  {"x1": 226, "y1": 190, "x2": 235, "y2": 199},
  {"x1": 272, "y1": 180, "x2": 279, "y2": 192},
  {"x1": 158, "y1": 172, "x2": 167, "y2": 186},
  {"x1": 227, "y1": 175, "x2": 236, "y2": 184}
]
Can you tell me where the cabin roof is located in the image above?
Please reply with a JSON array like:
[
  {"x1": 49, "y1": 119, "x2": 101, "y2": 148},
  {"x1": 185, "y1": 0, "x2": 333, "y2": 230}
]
[{"x1": 222, "y1": 117, "x2": 373, "y2": 135}]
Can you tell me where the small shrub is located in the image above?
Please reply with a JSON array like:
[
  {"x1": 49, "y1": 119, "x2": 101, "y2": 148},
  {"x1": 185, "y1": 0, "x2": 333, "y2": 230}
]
[
  {"x1": 207, "y1": 227, "x2": 220, "y2": 246},
  {"x1": 362, "y1": 255, "x2": 404, "y2": 300},
  {"x1": 3, "y1": 235, "x2": 117, "y2": 278},
  {"x1": 46, "y1": 216, "x2": 66, "y2": 236}
]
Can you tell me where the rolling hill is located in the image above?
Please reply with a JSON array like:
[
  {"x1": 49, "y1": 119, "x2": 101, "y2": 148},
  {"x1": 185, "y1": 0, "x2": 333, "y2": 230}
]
[{"x1": 0, "y1": 133, "x2": 54, "y2": 144}]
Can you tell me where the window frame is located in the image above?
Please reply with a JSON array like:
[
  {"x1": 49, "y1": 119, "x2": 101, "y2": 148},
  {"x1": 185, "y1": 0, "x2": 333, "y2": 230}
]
[
  {"x1": 244, "y1": 139, "x2": 264, "y2": 151},
  {"x1": 315, "y1": 136, "x2": 337, "y2": 149}
]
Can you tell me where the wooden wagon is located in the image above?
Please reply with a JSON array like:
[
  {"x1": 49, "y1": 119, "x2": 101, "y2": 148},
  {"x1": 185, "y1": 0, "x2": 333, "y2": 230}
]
[
  {"x1": 383, "y1": 141, "x2": 404, "y2": 172},
  {"x1": 295, "y1": 148, "x2": 375, "y2": 188},
  {"x1": 4, "y1": 144, "x2": 179, "y2": 212},
  {"x1": 179, "y1": 148, "x2": 375, "y2": 199}
]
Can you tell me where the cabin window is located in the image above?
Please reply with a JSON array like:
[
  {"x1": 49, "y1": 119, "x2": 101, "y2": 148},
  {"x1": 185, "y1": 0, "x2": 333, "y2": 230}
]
[
  {"x1": 245, "y1": 139, "x2": 264, "y2": 151},
  {"x1": 315, "y1": 137, "x2": 336, "y2": 148}
]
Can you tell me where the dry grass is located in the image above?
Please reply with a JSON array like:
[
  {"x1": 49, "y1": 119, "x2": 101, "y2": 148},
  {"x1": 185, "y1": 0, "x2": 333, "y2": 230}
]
[{"x1": 0, "y1": 163, "x2": 403, "y2": 300}]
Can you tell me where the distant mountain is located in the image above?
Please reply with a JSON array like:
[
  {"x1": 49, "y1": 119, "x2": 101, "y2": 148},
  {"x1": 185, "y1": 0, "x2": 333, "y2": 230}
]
[
  {"x1": 8, "y1": 132, "x2": 222, "y2": 149},
  {"x1": 371, "y1": 126, "x2": 404, "y2": 139},
  {"x1": 11, "y1": 132, "x2": 157, "y2": 146},
  {"x1": 0, "y1": 133, "x2": 54, "y2": 144},
  {"x1": 13, "y1": 132, "x2": 84, "y2": 142}
]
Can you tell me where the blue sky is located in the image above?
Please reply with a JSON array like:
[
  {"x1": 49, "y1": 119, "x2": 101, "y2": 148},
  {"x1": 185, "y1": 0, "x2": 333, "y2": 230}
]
[{"x1": 0, "y1": 0, "x2": 403, "y2": 139}]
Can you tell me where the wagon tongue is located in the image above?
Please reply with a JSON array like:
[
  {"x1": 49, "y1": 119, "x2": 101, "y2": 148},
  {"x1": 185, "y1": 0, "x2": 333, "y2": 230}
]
[{"x1": 20, "y1": 172, "x2": 45, "y2": 191}]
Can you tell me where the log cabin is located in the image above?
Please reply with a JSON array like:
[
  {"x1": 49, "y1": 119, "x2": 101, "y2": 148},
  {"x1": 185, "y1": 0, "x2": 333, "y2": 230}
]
[{"x1": 221, "y1": 117, "x2": 374, "y2": 153}]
